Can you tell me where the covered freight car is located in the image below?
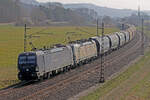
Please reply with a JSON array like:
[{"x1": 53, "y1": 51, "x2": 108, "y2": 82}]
[
  {"x1": 127, "y1": 28, "x2": 134, "y2": 40},
  {"x1": 90, "y1": 36, "x2": 110, "y2": 55},
  {"x1": 122, "y1": 31, "x2": 130, "y2": 43},
  {"x1": 116, "y1": 32, "x2": 126, "y2": 47},
  {"x1": 107, "y1": 34, "x2": 120, "y2": 50}
]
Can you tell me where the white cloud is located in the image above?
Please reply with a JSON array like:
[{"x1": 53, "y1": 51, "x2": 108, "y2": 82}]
[{"x1": 36, "y1": 0, "x2": 150, "y2": 10}]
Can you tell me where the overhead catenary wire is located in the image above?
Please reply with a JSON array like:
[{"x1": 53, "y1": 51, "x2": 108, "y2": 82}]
[
  {"x1": 100, "y1": 21, "x2": 105, "y2": 83},
  {"x1": 75, "y1": 27, "x2": 93, "y2": 35},
  {"x1": 96, "y1": 18, "x2": 105, "y2": 83},
  {"x1": 29, "y1": 27, "x2": 53, "y2": 36},
  {"x1": 138, "y1": 0, "x2": 144, "y2": 55},
  {"x1": 24, "y1": 25, "x2": 55, "y2": 51}
]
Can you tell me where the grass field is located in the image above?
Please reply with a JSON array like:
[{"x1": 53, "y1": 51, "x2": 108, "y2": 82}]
[
  {"x1": 0, "y1": 24, "x2": 119, "y2": 89},
  {"x1": 80, "y1": 42, "x2": 150, "y2": 100}
]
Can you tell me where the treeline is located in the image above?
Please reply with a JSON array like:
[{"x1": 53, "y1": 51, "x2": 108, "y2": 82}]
[
  {"x1": 1, "y1": 0, "x2": 149, "y2": 27},
  {"x1": 0, "y1": 0, "x2": 20, "y2": 23},
  {"x1": 119, "y1": 13, "x2": 150, "y2": 26},
  {"x1": 0, "y1": 0, "x2": 97, "y2": 26}
]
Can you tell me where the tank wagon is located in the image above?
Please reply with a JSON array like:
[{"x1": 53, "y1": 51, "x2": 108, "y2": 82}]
[{"x1": 18, "y1": 25, "x2": 136, "y2": 81}]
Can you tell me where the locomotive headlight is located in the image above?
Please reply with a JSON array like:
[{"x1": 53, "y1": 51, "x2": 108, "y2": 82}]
[
  {"x1": 36, "y1": 67, "x2": 39, "y2": 71},
  {"x1": 31, "y1": 74, "x2": 34, "y2": 77},
  {"x1": 26, "y1": 68, "x2": 29, "y2": 72},
  {"x1": 19, "y1": 74, "x2": 22, "y2": 77}
]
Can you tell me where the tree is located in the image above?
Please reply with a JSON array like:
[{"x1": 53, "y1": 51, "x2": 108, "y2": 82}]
[{"x1": 103, "y1": 16, "x2": 113, "y2": 26}]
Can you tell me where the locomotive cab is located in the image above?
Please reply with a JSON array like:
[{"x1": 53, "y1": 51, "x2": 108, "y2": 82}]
[{"x1": 18, "y1": 52, "x2": 38, "y2": 80}]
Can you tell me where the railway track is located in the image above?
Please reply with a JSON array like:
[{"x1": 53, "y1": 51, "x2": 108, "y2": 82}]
[
  {"x1": 19, "y1": 32, "x2": 142, "y2": 100},
  {"x1": 0, "y1": 32, "x2": 146, "y2": 100},
  {"x1": 0, "y1": 80, "x2": 34, "y2": 95}
]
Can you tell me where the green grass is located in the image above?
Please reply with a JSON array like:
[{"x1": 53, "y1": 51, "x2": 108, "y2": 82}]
[
  {"x1": 80, "y1": 48, "x2": 150, "y2": 100},
  {"x1": 0, "y1": 25, "x2": 119, "y2": 89}
]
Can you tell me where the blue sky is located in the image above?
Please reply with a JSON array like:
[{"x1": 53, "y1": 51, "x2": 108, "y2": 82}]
[{"x1": 36, "y1": 0, "x2": 148, "y2": 10}]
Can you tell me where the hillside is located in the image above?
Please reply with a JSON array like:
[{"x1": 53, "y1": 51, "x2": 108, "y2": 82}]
[
  {"x1": 64, "y1": 3, "x2": 136, "y2": 18},
  {"x1": 2, "y1": 0, "x2": 149, "y2": 26},
  {"x1": 0, "y1": 0, "x2": 20, "y2": 23},
  {"x1": 20, "y1": 0, "x2": 39, "y2": 5},
  {"x1": 0, "y1": 0, "x2": 97, "y2": 26}
]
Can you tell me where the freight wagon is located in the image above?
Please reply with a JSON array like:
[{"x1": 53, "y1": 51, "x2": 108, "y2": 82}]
[{"x1": 70, "y1": 40, "x2": 97, "y2": 64}]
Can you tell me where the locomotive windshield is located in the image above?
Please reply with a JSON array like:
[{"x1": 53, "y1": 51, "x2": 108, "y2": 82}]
[{"x1": 18, "y1": 54, "x2": 36, "y2": 66}]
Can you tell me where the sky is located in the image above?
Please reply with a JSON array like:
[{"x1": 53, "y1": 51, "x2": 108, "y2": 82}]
[{"x1": 36, "y1": 0, "x2": 149, "y2": 10}]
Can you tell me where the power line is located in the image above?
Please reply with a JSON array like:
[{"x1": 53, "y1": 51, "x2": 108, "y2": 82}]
[
  {"x1": 141, "y1": 17, "x2": 144, "y2": 55},
  {"x1": 76, "y1": 27, "x2": 93, "y2": 35},
  {"x1": 97, "y1": 19, "x2": 105, "y2": 83},
  {"x1": 99, "y1": 22, "x2": 105, "y2": 83},
  {"x1": 24, "y1": 24, "x2": 31, "y2": 52},
  {"x1": 97, "y1": 19, "x2": 99, "y2": 36},
  {"x1": 29, "y1": 27, "x2": 50, "y2": 35},
  {"x1": 24, "y1": 24, "x2": 54, "y2": 51},
  {"x1": 64, "y1": 32, "x2": 76, "y2": 43},
  {"x1": 138, "y1": 2, "x2": 144, "y2": 55}
]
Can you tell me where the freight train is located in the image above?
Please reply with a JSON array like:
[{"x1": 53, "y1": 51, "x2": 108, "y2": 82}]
[{"x1": 18, "y1": 25, "x2": 136, "y2": 81}]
